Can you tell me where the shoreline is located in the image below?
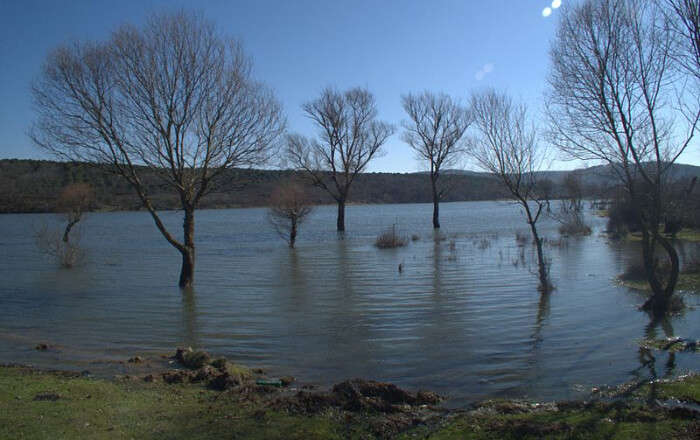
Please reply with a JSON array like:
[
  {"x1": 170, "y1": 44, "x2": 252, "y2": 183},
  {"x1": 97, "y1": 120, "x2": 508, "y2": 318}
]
[{"x1": 2, "y1": 348, "x2": 699, "y2": 439}]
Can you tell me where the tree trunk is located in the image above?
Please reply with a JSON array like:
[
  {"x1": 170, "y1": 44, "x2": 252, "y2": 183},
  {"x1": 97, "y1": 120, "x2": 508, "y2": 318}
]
[
  {"x1": 431, "y1": 176, "x2": 440, "y2": 229},
  {"x1": 529, "y1": 220, "x2": 549, "y2": 291},
  {"x1": 290, "y1": 216, "x2": 297, "y2": 248},
  {"x1": 523, "y1": 202, "x2": 549, "y2": 291},
  {"x1": 179, "y1": 208, "x2": 195, "y2": 288},
  {"x1": 641, "y1": 229, "x2": 680, "y2": 315},
  {"x1": 62, "y1": 219, "x2": 79, "y2": 243},
  {"x1": 337, "y1": 198, "x2": 346, "y2": 232}
]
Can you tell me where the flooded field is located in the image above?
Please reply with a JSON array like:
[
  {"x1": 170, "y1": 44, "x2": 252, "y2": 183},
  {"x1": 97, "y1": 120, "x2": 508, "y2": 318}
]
[{"x1": 1, "y1": 201, "x2": 698, "y2": 406}]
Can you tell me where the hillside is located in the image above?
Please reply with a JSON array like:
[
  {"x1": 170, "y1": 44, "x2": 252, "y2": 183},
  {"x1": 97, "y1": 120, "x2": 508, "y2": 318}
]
[
  {"x1": 2, "y1": 159, "x2": 699, "y2": 214},
  {"x1": 0, "y1": 159, "x2": 510, "y2": 213}
]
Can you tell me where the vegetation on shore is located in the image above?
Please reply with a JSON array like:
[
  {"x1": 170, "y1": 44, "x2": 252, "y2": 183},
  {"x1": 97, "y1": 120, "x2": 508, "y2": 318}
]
[
  {"x1": 2, "y1": 359, "x2": 698, "y2": 440},
  {"x1": 0, "y1": 159, "x2": 510, "y2": 214}
]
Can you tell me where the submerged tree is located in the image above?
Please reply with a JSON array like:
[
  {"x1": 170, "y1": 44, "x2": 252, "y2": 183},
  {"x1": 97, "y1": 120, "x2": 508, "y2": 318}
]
[
  {"x1": 56, "y1": 183, "x2": 94, "y2": 243},
  {"x1": 547, "y1": 0, "x2": 699, "y2": 314},
  {"x1": 31, "y1": 11, "x2": 285, "y2": 287},
  {"x1": 268, "y1": 182, "x2": 314, "y2": 248},
  {"x1": 401, "y1": 91, "x2": 472, "y2": 229},
  {"x1": 468, "y1": 89, "x2": 552, "y2": 292},
  {"x1": 286, "y1": 87, "x2": 394, "y2": 232},
  {"x1": 552, "y1": 174, "x2": 592, "y2": 236}
]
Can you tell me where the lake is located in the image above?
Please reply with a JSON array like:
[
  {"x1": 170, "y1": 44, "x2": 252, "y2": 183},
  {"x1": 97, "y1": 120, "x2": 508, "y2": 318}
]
[{"x1": 1, "y1": 201, "x2": 699, "y2": 406}]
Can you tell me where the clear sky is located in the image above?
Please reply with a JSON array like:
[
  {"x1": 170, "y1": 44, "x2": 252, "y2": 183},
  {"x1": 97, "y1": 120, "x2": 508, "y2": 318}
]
[{"x1": 1, "y1": 0, "x2": 697, "y2": 172}]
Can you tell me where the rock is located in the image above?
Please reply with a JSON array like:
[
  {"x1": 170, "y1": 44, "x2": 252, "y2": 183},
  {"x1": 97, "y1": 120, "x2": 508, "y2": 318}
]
[
  {"x1": 210, "y1": 358, "x2": 227, "y2": 369},
  {"x1": 193, "y1": 365, "x2": 219, "y2": 383},
  {"x1": 35, "y1": 343, "x2": 50, "y2": 351},
  {"x1": 174, "y1": 347, "x2": 192, "y2": 362},
  {"x1": 33, "y1": 393, "x2": 60, "y2": 401},
  {"x1": 127, "y1": 356, "x2": 144, "y2": 364},
  {"x1": 208, "y1": 372, "x2": 241, "y2": 391},
  {"x1": 176, "y1": 348, "x2": 211, "y2": 369},
  {"x1": 274, "y1": 378, "x2": 442, "y2": 416},
  {"x1": 280, "y1": 376, "x2": 295, "y2": 387},
  {"x1": 332, "y1": 379, "x2": 420, "y2": 412},
  {"x1": 162, "y1": 370, "x2": 193, "y2": 384},
  {"x1": 416, "y1": 391, "x2": 441, "y2": 405}
]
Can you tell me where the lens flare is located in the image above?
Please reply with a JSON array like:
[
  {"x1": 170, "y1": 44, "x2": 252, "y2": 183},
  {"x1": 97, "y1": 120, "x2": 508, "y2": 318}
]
[
  {"x1": 552, "y1": 0, "x2": 562, "y2": 9},
  {"x1": 542, "y1": 7, "x2": 552, "y2": 17}
]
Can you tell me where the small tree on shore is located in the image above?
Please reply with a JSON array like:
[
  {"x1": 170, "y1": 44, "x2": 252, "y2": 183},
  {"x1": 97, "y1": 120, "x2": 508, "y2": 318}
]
[
  {"x1": 268, "y1": 183, "x2": 313, "y2": 248},
  {"x1": 286, "y1": 87, "x2": 394, "y2": 232},
  {"x1": 468, "y1": 89, "x2": 552, "y2": 292},
  {"x1": 31, "y1": 11, "x2": 285, "y2": 287},
  {"x1": 401, "y1": 91, "x2": 472, "y2": 229}
]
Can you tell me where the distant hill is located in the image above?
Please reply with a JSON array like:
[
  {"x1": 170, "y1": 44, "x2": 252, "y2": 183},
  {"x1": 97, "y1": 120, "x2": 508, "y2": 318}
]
[
  {"x1": 0, "y1": 159, "x2": 508, "y2": 213},
  {"x1": 2, "y1": 159, "x2": 699, "y2": 214}
]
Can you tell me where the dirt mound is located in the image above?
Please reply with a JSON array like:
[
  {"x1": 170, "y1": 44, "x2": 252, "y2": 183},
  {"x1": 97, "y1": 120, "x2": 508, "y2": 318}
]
[{"x1": 273, "y1": 378, "x2": 442, "y2": 415}]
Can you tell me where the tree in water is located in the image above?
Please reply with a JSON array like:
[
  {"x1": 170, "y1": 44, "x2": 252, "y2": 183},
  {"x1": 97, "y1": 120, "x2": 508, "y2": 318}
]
[
  {"x1": 286, "y1": 87, "x2": 394, "y2": 232},
  {"x1": 268, "y1": 182, "x2": 314, "y2": 248},
  {"x1": 401, "y1": 91, "x2": 472, "y2": 229},
  {"x1": 31, "y1": 11, "x2": 285, "y2": 287},
  {"x1": 55, "y1": 183, "x2": 93, "y2": 243},
  {"x1": 468, "y1": 89, "x2": 552, "y2": 292},
  {"x1": 35, "y1": 183, "x2": 94, "y2": 268},
  {"x1": 547, "y1": 0, "x2": 699, "y2": 314}
]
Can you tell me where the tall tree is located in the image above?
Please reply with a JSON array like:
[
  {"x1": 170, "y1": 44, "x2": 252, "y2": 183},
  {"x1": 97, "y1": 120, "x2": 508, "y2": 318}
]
[
  {"x1": 286, "y1": 87, "x2": 394, "y2": 232},
  {"x1": 547, "y1": 0, "x2": 700, "y2": 314},
  {"x1": 31, "y1": 11, "x2": 286, "y2": 287},
  {"x1": 401, "y1": 91, "x2": 472, "y2": 228},
  {"x1": 469, "y1": 89, "x2": 552, "y2": 292}
]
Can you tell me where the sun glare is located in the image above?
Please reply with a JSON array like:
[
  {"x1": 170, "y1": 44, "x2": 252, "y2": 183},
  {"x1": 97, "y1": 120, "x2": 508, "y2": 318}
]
[
  {"x1": 542, "y1": 7, "x2": 553, "y2": 17},
  {"x1": 552, "y1": 0, "x2": 562, "y2": 9}
]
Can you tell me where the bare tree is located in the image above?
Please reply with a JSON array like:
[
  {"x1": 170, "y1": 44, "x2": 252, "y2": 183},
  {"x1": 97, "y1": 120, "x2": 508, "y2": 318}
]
[
  {"x1": 468, "y1": 89, "x2": 552, "y2": 292},
  {"x1": 55, "y1": 183, "x2": 94, "y2": 243},
  {"x1": 547, "y1": 0, "x2": 700, "y2": 314},
  {"x1": 401, "y1": 91, "x2": 471, "y2": 228},
  {"x1": 661, "y1": 0, "x2": 700, "y2": 80},
  {"x1": 35, "y1": 223, "x2": 84, "y2": 268},
  {"x1": 31, "y1": 11, "x2": 285, "y2": 287},
  {"x1": 552, "y1": 174, "x2": 592, "y2": 236},
  {"x1": 268, "y1": 182, "x2": 313, "y2": 248},
  {"x1": 286, "y1": 87, "x2": 394, "y2": 232}
]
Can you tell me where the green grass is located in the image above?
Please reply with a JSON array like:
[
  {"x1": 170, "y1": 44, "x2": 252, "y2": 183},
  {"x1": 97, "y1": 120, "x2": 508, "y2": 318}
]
[
  {"x1": 625, "y1": 228, "x2": 700, "y2": 243},
  {"x1": 397, "y1": 377, "x2": 700, "y2": 439},
  {"x1": 0, "y1": 367, "x2": 355, "y2": 440},
  {"x1": 619, "y1": 273, "x2": 700, "y2": 292},
  {"x1": 2, "y1": 366, "x2": 698, "y2": 439}
]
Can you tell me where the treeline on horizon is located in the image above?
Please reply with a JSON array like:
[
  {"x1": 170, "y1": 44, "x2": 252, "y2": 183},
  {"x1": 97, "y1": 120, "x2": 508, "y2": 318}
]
[
  {"x1": 0, "y1": 159, "x2": 516, "y2": 213},
  {"x1": 7, "y1": 158, "x2": 700, "y2": 215}
]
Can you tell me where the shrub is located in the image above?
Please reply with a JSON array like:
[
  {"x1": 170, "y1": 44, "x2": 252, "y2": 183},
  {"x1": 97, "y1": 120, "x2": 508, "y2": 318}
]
[
  {"x1": 35, "y1": 223, "x2": 84, "y2": 268},
  {"x1": 375, "y1": 224, "x2": 408, "y2": 249}
]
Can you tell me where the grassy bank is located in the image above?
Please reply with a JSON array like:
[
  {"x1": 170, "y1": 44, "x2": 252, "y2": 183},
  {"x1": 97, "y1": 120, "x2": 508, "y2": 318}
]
[
  {"x1": 1, "y1": 365, "x2": 698, "y2": 439},
  {"x1": 624, "y1": 229, "x2": 700, "y2": 243}
]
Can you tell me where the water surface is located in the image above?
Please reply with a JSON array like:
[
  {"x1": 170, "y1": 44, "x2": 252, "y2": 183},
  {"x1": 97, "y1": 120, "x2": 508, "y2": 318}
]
[{"x1": 1, "y1": 201, "x2": 698, "y2": 406}]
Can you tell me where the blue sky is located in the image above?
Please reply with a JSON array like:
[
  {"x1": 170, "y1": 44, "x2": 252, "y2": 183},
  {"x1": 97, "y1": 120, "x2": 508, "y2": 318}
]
[{"x1": 2, "y1": 0, "x2": 695, "y2": 172}]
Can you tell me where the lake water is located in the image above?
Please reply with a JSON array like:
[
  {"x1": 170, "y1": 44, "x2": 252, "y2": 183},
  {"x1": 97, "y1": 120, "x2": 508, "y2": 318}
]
[{"x1": 1, "y1": 201, "x2": 699, "y2": 406}]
